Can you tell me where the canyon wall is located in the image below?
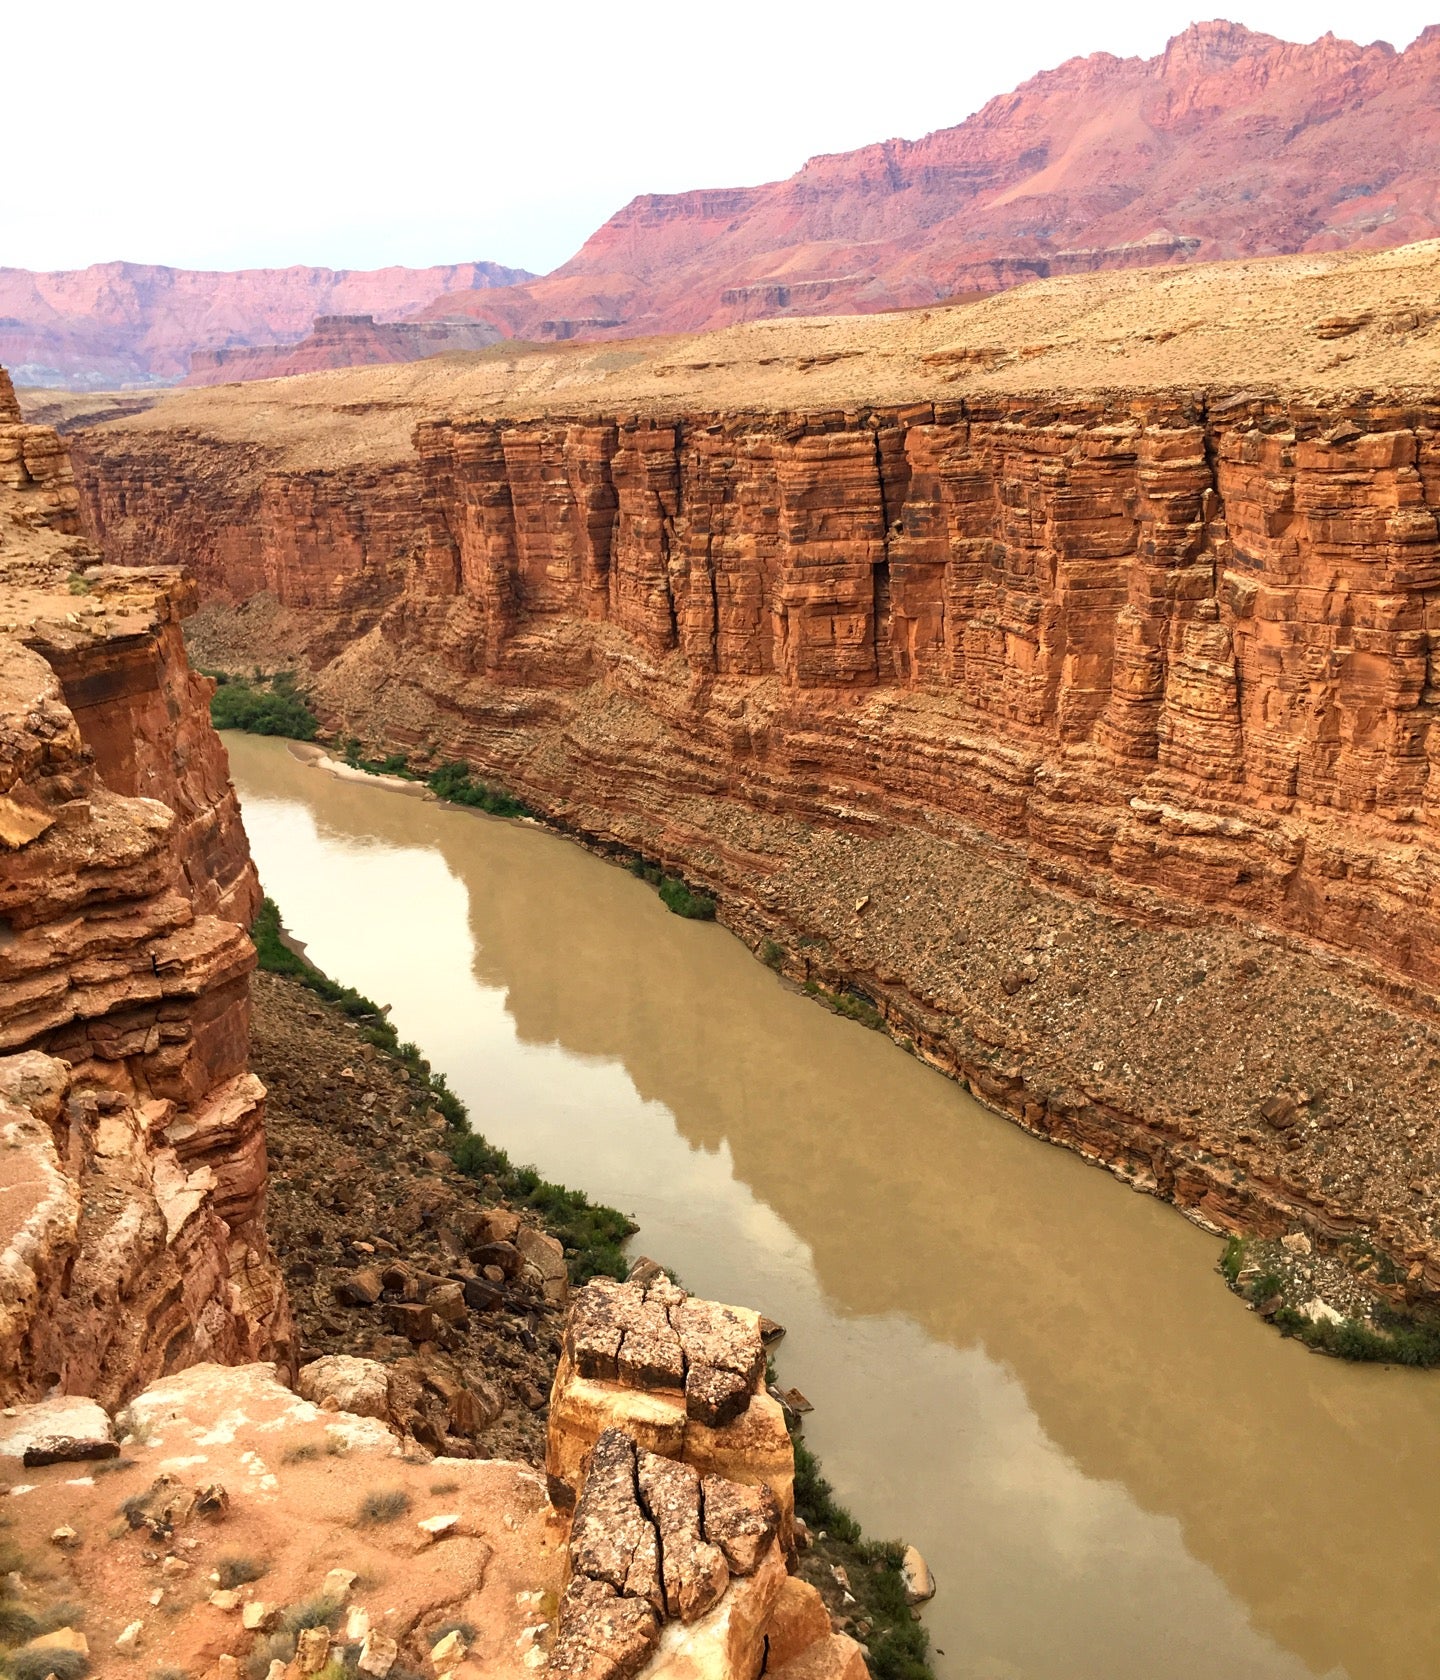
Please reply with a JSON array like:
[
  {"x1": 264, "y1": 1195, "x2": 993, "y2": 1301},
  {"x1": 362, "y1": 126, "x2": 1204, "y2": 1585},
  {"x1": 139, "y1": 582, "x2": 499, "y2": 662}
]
[
  {"x1": 68, "y1": 381, "x2": 1440, "y2": 1296},
  {"x1": 0, "y1": 382, "x2": 288, "y2": 1403},
  {"x1": 74, "y1": 393, "x2": 1440, "y2": 992}
]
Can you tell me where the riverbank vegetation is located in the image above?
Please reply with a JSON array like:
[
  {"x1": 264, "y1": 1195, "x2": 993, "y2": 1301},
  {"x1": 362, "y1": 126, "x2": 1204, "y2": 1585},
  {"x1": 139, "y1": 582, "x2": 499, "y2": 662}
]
[
  {"x1": 1221, "y1": 1233, "x2": 1440, "y2": 1366},
  {"x1": 627, "y1": 854, "x2": 717, "y2": 919},
  {"x1": 207, "y1": 669, "x2": 319, "y2": 738},
  {"x1": 791, "y1": 1435, "x2": 932, "y2": 1680},
  {"x1": 250, "y1": 895, "x2": 632, "y2": 1282}
]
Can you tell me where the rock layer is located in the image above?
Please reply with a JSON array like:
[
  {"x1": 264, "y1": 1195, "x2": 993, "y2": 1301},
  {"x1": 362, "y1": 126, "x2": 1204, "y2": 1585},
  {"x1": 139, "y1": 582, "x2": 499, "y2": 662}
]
[
  {"x1": 0, "y1": 382, "x2": 287, "y2": 1401},
  {"x1": 182, "y1": 313, "x2": 505, "y2": 386}
]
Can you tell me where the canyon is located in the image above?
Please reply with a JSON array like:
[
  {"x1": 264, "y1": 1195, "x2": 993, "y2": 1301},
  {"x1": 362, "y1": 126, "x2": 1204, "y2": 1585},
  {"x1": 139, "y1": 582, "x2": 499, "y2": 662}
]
[
  {"x1": 57, "y1": 240, "x2": 1440, "y2": 1311},
  {"x1": 0, "y1": 366, "x2": 854, "y2": 1680}
]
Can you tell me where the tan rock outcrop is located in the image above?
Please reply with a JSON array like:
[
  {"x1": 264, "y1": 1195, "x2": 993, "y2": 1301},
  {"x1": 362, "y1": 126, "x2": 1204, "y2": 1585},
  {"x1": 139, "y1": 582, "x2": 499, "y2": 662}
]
[
  {"x1": 547, "y1": 1282, "x2": 855, "y2": 1680},
  {"x1": 548, "y1": 1279, "x2": 793, "y2": 1545}
]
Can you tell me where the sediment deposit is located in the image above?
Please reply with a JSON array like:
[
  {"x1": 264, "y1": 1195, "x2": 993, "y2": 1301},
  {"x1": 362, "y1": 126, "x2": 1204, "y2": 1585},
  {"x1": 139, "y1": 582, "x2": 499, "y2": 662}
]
[{"x1": 64, "y1": 245, "x2": 1440, "y2": 1298}]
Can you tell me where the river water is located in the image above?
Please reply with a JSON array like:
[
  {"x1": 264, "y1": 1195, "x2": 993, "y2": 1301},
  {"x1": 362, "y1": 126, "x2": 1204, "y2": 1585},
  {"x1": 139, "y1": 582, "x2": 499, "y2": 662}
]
[{"x1": 226, "y1": 732, "x2": 1440, "y2": 1680}]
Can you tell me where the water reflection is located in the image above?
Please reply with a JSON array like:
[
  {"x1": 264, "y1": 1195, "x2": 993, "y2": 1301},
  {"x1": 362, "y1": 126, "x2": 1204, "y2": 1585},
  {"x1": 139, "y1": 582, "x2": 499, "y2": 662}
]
[{"x1": 228, "y1": 732, "x2": 1440, "y2": 1680}]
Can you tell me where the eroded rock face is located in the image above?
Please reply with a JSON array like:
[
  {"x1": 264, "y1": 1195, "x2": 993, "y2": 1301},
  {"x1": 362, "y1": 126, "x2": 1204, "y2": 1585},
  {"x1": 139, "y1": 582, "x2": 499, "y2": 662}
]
[
  {"x1": 0, "y1": 381, "x2": 287, "y2": 1401},
  {"x1": 548, "y1": 1279, "x2": 793, "y2": 1550},
  {"x1": 70, "y1": 379, "x2": 1440, "y2": 1292},
  {"x1": 552, "y1": 1426, "x2": 788, "y2": 1680}
]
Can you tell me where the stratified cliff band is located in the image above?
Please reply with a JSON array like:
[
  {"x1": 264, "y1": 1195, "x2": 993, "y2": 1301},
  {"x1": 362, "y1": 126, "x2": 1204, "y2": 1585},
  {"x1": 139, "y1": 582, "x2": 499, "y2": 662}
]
[{"x1": 61, "y1": 244, "x2": 1440, "y2": 1302}]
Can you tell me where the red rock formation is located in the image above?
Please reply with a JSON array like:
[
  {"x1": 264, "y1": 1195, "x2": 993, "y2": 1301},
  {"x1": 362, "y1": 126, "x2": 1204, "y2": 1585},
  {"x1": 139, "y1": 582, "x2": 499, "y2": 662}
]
[
  {"x1": 181, "y1": 313, "x2": 505, "y2": 386},
  {"x1": 0, "y1": 259, "x2": 533, "y2": 389},
  {"x1": 0, "y1": 378, "x2": 288, "y2": 1403},
  {"x1": 67, "y1": 360, "x2": 1440, "y2": 1297},
  {"x1": 88, "y1": 390, "x2": 1440, "y2": 1001},
  {"x1": 417, "y1": 21, "x2": 1440, "y2": 340}
]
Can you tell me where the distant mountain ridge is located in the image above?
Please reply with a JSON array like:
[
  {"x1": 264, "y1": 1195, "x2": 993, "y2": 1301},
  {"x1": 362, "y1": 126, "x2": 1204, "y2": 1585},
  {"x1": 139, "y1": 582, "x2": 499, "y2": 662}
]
[
  {"x1": 417, "y1": 19, "x2": 1440, "y2": 341},
  {"x1": 8, "y1": 19, "x2": 1440, "y2": 386},
  {"x1": 0, "y1": 259, "x2": 534, "y2": 388}
]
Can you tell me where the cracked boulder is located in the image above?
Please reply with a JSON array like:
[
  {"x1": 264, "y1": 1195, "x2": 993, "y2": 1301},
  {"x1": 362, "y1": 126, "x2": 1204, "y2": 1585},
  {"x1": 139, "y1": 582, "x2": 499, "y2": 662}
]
[
  {"x1": 555, "y1": 1427, "x2": 792, "y2": 1680},
  {"x1": 550, "y1": 1278, "x2": 792, "y2": 1546}
]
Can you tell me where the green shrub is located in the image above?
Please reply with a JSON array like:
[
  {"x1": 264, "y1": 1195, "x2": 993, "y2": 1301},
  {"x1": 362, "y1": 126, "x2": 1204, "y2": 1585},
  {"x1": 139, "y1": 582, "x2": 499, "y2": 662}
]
[
  {"x1": 1220, "y1": 1236, "x2": 1245, "y2": 1284},
  {"x1": 210, "y1": 675, "x2": 319, "y2": 739},
  {"x1": 1273, "y1": 1302, "x2": 1440, "y2": 1366},
  {"x1": 658, "y1": 877, "x2": 716, "y2": 920},
  {"x1": 426, "y1": 761, "x2": 531, "y2": 818},
  {"x1": 760, "y1": 939, "x2": 784, "y2": 970}
]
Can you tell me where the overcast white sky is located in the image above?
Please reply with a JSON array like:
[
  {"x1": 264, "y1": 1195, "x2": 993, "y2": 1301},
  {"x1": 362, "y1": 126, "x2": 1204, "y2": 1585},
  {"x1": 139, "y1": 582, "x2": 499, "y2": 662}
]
[{"x1": 5, "y1": 0, "x2": 1436, "y2": 277}]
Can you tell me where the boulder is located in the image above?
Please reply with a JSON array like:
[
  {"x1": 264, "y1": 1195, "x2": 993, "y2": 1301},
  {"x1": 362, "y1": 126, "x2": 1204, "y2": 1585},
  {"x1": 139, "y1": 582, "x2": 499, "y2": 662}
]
[
  {"x1": 0, "y1": 1396, "x2": 116, "y2": 1466},
  {"x1": 334, "y1": 1268, "x2": 384, "y2": 1306},
  {"x1": 297, "y1": 1354, "x2": 391, "y2": 1420},
  {"x1": 516, "y1": 1226, "x2": 569, "y2": 1304},
  {"x1": 900, "y1": 1543, "x2": 935, "y2": 1604}
]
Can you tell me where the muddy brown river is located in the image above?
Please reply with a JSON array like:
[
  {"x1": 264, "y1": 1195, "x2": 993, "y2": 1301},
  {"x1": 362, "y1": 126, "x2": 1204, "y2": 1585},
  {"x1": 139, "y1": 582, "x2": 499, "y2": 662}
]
[{"x1": 227, "y1": 732, "x2": 1440, "y2": 1680}]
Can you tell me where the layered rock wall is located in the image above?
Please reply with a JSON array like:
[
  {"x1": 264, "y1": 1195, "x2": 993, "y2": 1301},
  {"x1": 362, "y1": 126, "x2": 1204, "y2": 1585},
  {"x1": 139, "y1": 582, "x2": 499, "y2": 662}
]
[
  {"x1": 74, "y1": 394, "x2": 1440, "y2": 992},
  {"x1": 0, "y1": 384, "x2": 288, "y2": 1403},
  {"x1": 69, "y1": 387, "x2": 1440, "y2": 1298}
]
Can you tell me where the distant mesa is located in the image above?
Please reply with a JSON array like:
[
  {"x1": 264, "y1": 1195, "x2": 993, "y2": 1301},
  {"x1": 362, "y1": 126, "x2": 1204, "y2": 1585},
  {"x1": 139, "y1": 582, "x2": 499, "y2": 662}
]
[
  {"x1": 0, "y1": 259, "x2": 534, "y2": 391},
  {"x1": 182, "y1": 312, "x2": 506, "y2": 385}
]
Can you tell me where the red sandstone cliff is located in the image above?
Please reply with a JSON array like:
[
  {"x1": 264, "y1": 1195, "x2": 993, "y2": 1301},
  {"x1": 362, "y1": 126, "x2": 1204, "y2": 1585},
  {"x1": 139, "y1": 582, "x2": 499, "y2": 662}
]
[
  {"x1": 60, "y1": 248, "x2": 1440, "y2": 1299},
  {"x1": 419, "y1": 21, "x2": 1440, "y2": 340},
  {"x1": 0, "y1": 372, "x2": 288, "y2": 1402},
  {"x1": 0, "y1": 259, "x2": 533, "y2": 389}
]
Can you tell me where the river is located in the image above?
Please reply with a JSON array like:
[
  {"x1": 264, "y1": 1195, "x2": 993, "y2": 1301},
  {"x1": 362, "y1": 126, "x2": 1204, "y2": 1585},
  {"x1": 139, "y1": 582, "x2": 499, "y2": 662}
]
[{"x1": 226, "y1": 732, "x2": 1440, "y2": 1680}]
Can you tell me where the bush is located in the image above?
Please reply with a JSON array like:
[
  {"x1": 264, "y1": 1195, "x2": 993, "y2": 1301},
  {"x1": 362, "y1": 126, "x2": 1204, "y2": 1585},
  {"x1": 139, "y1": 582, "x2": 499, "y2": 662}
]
[
  {"x1": 658, "y1": 877, "x2": 716, "y2": 920},
  {"x1": 426, "y1": 761, "x2": 531, "y2": 818},
  {"x1": 1220, "y1": 1235, "x2": 1245, "y2": 1285},
  {"x1": 356, "y1": 1489, "x2": 412, "y2": 1527},
  {"x1": 0, "y1": 1600, "x2": 38, "y2": 1645},
  {"x1": 5, "y1": 1654, "x2": 90, "y2": 1680},
  {"x1": 215, "y1": 1555, "x2": 267, "y2": 1589},
  {"x1": 1273, "y1": 1302, "x2": 1440, "y2": 1366},
  {"x1": 210, "y1": 674, "x2": 319, "y2": 740},
  {"x1": 760, "y1": 939, "x2": 784, "y2": 970}
]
